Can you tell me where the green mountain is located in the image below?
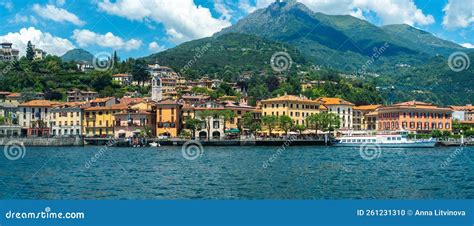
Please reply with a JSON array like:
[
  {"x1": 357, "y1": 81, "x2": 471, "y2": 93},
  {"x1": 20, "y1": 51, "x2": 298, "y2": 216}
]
[
  {"x1": 143, "y1": 33, "x2": 308, "y2": 79},
  {"x1": 375, "y1": 52, "x2": 474, "y2": 105},
  {"x1": 381, "y1": 24, "x2": 465, "y2": 57},
  {"x1": 216, "y1": 0, "x2": 464, "y2": 72},
  {"x1": 61, "y1": 48, "x2": 94, "y2": 63}
]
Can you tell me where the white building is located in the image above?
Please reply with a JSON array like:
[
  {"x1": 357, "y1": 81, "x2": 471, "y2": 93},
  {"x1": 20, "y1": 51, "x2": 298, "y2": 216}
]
[
  {"x1": 317, "y1": 97, "x2": 355, "y2": 130},
  {"x1": 18, "y1": 100, "x2": 61, "y2": 136},
  {"x1": 193, "y1": 101, "x2": 226, "y2": 140},
  {"x1": 112, "y1": 74, "x2": 133, "y2": 85},
  {"x1": 0, "y1": 42, "x2": 19, "y2": 62}
]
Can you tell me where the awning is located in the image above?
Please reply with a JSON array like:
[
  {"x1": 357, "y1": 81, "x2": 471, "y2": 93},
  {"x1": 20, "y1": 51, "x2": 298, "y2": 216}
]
[{"x1": 225, "y1": 128, "x2": 240, "y2": 133}]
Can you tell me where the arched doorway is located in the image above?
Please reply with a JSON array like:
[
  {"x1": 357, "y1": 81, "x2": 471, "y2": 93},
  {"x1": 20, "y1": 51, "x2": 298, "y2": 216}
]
[
  {"x1": 212, "y1": 131, "x2": 221, "y2": 140},
  {"x1": 198, "y1": 131, "x2": 207, "y2": 140}
]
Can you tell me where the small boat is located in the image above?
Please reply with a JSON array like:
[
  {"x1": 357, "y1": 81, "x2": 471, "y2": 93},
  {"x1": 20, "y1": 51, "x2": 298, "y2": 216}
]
[
  {"x1": 333, "y1": 131, "x2": 436, "y2": 148},
  {"x1": 149, "y1": 142, "x2": 160, "y2": 147}
]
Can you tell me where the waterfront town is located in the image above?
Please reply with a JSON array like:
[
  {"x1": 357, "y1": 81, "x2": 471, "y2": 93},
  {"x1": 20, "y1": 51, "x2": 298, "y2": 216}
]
[
  {"x1": 0, "y1": 63, "x2": 472, "y2": 142},
  {"x1": 0, "y1": 41, "x2": 473, "y2": 143}
]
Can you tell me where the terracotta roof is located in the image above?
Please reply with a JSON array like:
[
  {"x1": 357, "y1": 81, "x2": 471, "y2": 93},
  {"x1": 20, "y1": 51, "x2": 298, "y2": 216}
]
[
  {"x1": 262, "y1": 95, "x2": 321, "y2": 104},
  {"x1": 19, "y1": 100, "x2": 61, "y2": 107},
  {"x1": 378, "y1": 101, "x2": 453, "y2": 112},
  {"x1": 120, "y1": 97, "x2": 144, "y2": 105},
  {"x1": 354, "y1": 105, "x2": 381, "y2": 111},
  {"x1": 112, "y1": 74, "x2": 131, "y2": 77},
  {"x1": 6, "y1": 93, "x2": 20, "y2": 98},
  {"x1": 91, "y1": 97, "x2": 114, "y2": 103},
  {"x1": 450, "y1": 105, "x2": 474, "y2": 111},
  {"x1": 157, "y1": 99, "x2": 180, "y2": 105},
  {"x1": 316, "y1": 97, "x2": 354, "y2": 106},
  {"x1": 394, "y1": 100, "x2": 433, "y2": 106}
]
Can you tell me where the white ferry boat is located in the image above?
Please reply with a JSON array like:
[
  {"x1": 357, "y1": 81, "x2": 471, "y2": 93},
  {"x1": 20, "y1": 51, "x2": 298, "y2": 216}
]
[{"x1": 333, "y1": 131, "x2": 436, "y2": 148}]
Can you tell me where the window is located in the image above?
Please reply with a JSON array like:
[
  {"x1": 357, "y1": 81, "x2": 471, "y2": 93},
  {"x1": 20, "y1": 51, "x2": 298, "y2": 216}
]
[{"x1": 213, "y1": 121, "x2": 220, "y2": 129}]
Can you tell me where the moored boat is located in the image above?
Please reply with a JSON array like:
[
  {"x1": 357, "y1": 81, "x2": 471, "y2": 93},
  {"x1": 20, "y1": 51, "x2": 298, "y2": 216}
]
[{"x1": 333, "y1": 131, "x2": 436, "y2": 148}]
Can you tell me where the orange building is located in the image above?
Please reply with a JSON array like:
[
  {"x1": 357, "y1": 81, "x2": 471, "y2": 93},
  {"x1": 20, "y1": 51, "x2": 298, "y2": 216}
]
[
  {"x1": 377, "y1": 101, "x2": 453, "y2": 133},
  {"x1": 156, "y1": 99, "x2": 182, "y2": 138}
]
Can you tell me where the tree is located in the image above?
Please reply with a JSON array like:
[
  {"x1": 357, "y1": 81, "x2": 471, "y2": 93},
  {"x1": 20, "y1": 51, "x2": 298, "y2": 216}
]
[
  {"x1": 185, "y1": 118, "x2": 202, "y2": 139},
  {"x1": 307, "y1": 112, "x2": 341, "y2": 134},
  {"x1": 294, "y1": 124, "x2": 306, "y2": 135},
  {"x1": 261, "y1": 115, "x2": 278, "y2": 136},
  {"x1": 140, "y1": 126, "x2": 153, "y2": 138},
  {"x1": 132, "y1": 60, "x2": 150, "y2": 87},
  {"x1": 26, "y1": 41, "x2": 34, "y2": 62},
  {"x1": 242, "y1": 112, "x2": 261, "y2": 138},
  {"x1": 278, "y1": 115, "x2": 293, "y2": 135},
  {"x1": 20, "y1": 88, "x2": 36, "y2": 102},
  {"x1": 220, "y1": 110, "x2": 236, "y2": 132},
  {"x1": 431, "y1": 130, "x2": 443, "y2": 138}
]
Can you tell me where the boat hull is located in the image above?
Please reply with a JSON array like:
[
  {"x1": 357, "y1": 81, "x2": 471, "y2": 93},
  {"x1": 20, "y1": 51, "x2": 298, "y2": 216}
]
[{"x1": 333, "y1": 141, "x2": 436, "y2": 148}]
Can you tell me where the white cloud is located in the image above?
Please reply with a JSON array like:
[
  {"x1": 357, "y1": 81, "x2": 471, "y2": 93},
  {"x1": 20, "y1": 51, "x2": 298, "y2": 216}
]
[
  {"x1": 72, "y1": 29, "x2": 142, "y2": 51},
  {"x1": 97, "y1": 0, "x2": 231, "y2": 43},
  {"x1": 214, "y1": 1, "x2": 233, "y2": 21},
  {"x1": 248, "y1": 0, "x2": 435, "y2": 26},
  {"x1": 442, "y1": 0, "x2": 474, "y2": 29},
  {"x1": 55, "y1": 0, "x2": 66, "y2": 6},
  {"x1": 32, "y1": 4, "x2": 85, "y2": 26},
  {"x1": 461, "y1": 43, "x2": 474, "y2": 48},
  {"x1": 9, "y1": 14, "x2": 38, "y2": 25},
  {"x1": 0, "y1": 27, "x2": 75, "y2": 56},
  {"x1": 148, "y1": 41, "x2": 166, "y2": 52},
  {"x1": 0, "y1": 0, "x2": 13, "y2": 10},
  {"x1": 238, "y1": 0, "x2": 257, "y2": 13}
]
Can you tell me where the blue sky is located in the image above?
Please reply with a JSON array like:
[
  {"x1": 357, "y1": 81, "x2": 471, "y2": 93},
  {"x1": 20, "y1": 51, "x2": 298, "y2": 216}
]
[{"x1": 0, "y1": 0, "x2": 472, "y2": 59}]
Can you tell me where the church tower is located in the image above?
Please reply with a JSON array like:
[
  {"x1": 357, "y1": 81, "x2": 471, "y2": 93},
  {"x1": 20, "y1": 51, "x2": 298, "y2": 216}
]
[{"x1": 151, "y1": 76, "x2": 163, "y2": 102}]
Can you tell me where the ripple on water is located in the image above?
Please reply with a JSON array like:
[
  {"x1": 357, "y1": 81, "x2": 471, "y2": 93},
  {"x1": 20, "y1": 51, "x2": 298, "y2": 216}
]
[{"x1": 0, "y1": 146, "x2": 472, "y2": 200}]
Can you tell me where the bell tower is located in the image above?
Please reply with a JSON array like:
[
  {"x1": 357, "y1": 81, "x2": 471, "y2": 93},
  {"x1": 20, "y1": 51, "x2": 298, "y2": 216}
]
[{"x1": 151, "y1": 75, "x2": 163, "y2": 101}]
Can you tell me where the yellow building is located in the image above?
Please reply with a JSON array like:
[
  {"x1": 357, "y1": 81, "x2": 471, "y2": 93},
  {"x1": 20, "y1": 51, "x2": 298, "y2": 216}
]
[
  {"x1": 353, "y1": 105, "x2": 381, "y2": 131},
  {"x1": 50, "y1": 102, "x2": 84, "y2": 137},
  {"x1": 261, "y1": 94, "x2": 326, "y2": 128},
  {"x1": 156, "y1": 99, "x2": 182, "y2": 138},
  {"x1": 83, "y1": 104, "x2": 128, "y2": 137}
]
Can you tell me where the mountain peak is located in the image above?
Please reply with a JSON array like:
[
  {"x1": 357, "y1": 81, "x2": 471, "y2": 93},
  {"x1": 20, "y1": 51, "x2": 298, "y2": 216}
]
[{"x1": 266, "y1": 0, "x2": 312, "y2": 13}]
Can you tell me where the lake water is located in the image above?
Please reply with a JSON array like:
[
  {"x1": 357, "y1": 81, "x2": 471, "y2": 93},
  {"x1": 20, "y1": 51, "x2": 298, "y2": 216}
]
[{"x1": 0, "y1": 145, "x2": 472, "y2": 199}]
